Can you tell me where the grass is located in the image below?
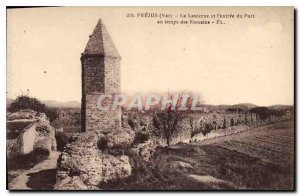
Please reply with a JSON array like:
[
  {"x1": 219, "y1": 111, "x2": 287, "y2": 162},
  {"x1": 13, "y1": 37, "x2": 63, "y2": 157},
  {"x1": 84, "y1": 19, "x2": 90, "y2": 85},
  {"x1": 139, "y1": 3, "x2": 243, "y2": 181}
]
[{"x1": 101, "y1": 120, "x2": 294, "y2": 190}]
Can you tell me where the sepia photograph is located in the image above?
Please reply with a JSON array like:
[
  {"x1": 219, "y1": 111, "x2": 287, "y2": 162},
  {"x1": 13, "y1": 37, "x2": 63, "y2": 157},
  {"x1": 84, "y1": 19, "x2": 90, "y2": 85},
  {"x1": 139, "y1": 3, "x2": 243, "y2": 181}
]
[{"x1": 6, "y1": 6, "x2": 294, "y2": 191}]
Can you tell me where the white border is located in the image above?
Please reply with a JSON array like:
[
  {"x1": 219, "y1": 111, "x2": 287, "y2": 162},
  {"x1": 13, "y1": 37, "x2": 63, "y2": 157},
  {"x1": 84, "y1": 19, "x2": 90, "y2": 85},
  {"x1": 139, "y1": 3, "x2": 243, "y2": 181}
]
[{"x1": 0, "y1": 0, "x2": 298, "y2": 195}]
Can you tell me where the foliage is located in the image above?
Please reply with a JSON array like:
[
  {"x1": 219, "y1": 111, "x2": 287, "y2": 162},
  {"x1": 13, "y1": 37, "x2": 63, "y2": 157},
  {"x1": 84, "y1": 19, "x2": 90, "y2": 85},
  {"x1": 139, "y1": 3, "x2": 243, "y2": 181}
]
[
  {"x1": 127, "y1": 118, "x2": 135, "y2": 130},
  {"x1": 227, "y1": 108, "x2": 243, "y2": 113},
  {"x1": 203, "y1": 123, "x2": 214, "y2": 136},
  {"x1": 36, "y1": 125, "x2": 50, "y2": 136},
  {"x1": 230, "y1": 118, "x2": 235, "y2": 126},
  {"x1": 152, "y1": 92, "x2": 193, "y2": 146},
  {"x1": 222, "y1": 117, "x2": 227, "y2": 129},
  {"x1": 8, "y1": 95, "x2": 58, "y2": 122},
  {"x1": 97, "y1": 137, "x2": 109, "y2": 151},
  {"x1": 134, "y1": 132, "x2": 150, "y2": 144},
  {"x1": 250, "y1": 107, "x2": 286, "y2": 121},
  {"x1": 189, "y1": 117, "x2": 203, "y2": 139}
]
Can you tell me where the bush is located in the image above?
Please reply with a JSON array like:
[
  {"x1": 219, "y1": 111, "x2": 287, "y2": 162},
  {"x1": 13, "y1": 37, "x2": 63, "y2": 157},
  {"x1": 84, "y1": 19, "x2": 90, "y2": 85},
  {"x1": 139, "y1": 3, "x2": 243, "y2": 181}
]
[
  {"x1": 8, "y1": 95, "x2": 58, "y2": 122},
  {"x1": 97, "y1": 137, "x2": 109, "y2": 151},
  {"x1": 36, "y1": 125, "x2": 50, "y2": 136},
  {"x1": 127, "y1": 118, "x2": 135, "y2": 130},
  {"x1": 250, "y1": 107, "x2": 270, "y2": 120},
  {"x1": 222, "y1": 118, "x2": 227, "y2": 129},
  {"x1": 134, "y1": 132, "x2": 150, "y2": 144},
  {"x1": 203, "y1": 123, "x2": 214, "y2": 136},
  {"x1": 230, "y1": 118, "x2": 235, "y2": 126}
]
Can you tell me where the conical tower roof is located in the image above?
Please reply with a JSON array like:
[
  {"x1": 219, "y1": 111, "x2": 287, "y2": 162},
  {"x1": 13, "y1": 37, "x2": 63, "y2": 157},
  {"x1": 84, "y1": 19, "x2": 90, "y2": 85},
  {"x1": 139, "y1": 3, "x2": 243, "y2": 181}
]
[{"x1": 82, "y1": 19, "x2": 120, "y2": 59}]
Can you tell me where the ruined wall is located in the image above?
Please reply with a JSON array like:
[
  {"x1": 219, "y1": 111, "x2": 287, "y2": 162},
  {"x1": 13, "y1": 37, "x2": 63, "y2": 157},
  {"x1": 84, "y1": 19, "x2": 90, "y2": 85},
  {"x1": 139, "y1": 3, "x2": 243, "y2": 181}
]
[
  {"x1": 122, "y1": 110, "x2": 292, "y2": 146},
  {"x1": 22, "y1": 124, "x2": 36, "y2": 154},
  {"x1": 6, "y1": 110, "x2": 57, "y2": 158}
]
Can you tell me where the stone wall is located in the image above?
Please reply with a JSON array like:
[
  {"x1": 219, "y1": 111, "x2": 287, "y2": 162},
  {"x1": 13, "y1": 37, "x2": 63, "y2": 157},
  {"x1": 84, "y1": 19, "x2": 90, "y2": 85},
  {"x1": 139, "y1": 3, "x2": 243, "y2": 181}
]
[
  {"x1": 22, "y1": 124, "x2": 37, "y2": 154},
  {"x1": 6, "y1": 110, "x2": 57, "y2": 158},
  {"x1": 81, "y1": 57, "x2": 105, "y2": 93},
  {"x1": 81, "y1": 55, "x2": 121, "y2": 132},
  {"x1": 7, "y1": 121, "x2": 36, "y2": 159},
  {"x1": 104, "y1": 57, "x2": 120, "y2": 93},
  {"x1": 122, "y1": 110, "x2": 291, "y2": 146},
  {"x1": 83, "y1": 93, "x2": 121, "y2": 132},
  {"x1": 55, "y1": 128, "x2": 135, "y2": 190}
]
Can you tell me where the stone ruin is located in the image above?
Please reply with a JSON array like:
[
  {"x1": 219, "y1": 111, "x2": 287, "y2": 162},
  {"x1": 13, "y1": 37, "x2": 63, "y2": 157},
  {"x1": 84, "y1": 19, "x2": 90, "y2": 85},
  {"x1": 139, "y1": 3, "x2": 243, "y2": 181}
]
[
  {"x1": 55, "y1": 19, "x2": 135, "y2": 190},
  {"x1": 7, "y1": 109, "x2": 57, "y2": 159}
]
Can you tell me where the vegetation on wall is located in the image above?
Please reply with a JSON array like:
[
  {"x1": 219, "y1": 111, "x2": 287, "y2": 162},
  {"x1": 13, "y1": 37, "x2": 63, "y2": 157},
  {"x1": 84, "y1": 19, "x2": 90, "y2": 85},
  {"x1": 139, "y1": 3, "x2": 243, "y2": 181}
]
[{"x1": 8, "y1": 95, "x2": 58, "y2": 122}]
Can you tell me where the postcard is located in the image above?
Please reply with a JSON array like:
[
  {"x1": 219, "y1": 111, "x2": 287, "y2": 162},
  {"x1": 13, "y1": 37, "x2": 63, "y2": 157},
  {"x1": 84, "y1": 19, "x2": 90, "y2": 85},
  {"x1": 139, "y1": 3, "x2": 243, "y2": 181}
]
[{"x1": 6, "y1": 7, "x2": 294, "y2": 190}]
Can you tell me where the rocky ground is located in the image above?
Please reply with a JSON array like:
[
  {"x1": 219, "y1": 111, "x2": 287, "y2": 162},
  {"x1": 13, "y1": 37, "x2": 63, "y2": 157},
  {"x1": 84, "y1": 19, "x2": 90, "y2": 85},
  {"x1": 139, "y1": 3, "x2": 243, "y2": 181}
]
[
  {"x1": 7, "y1": 110, "x2": 58, "y2": 190},
  {"x1": 8, "y1": 152, "x2": 59, "y2": 190},
  {"x1": 7, "y1": 120, "x2": 294, "y2": 190},
  {"x1": 54, "y1": 127, "x2": 135, "y2": 190}
]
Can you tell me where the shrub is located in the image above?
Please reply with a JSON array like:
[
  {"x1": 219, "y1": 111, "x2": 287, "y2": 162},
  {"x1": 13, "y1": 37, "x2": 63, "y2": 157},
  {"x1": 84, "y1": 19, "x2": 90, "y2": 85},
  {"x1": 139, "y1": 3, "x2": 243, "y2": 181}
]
[
  {"x1": 98, "y1": 137, "x2": 109, "y2": 151},
  {"x1": 8, "y1": 95, "x2": 58, "y2": 122},
  {"x1": 127, "y1": 118, "x2": 135, "y2": 130},
  {"x1": 203, "y1": 123, "x2": 214, "y2": 136},
  {"x1": 250, "y1": 107, "x2": 271, "y2": 120},
  {"x1": 230, "y1": 118, "x2": 235, "y2": 126},
  {"x1": 36, "y1": 125, "x2": 50, "y2": 137},
  {"x1": 134, "y1": 132, "x2": 150, "y2": 144},
  {"x1": 222, "y1": 118, "x2": 227, "y2": 129}
]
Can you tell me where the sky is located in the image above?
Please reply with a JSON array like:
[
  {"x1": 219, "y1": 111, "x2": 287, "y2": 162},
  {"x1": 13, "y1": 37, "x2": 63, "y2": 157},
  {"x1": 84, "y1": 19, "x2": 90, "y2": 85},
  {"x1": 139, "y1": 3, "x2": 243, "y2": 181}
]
[{"x1": 7, "y1": 7, "x2": 294, "y2": 106}]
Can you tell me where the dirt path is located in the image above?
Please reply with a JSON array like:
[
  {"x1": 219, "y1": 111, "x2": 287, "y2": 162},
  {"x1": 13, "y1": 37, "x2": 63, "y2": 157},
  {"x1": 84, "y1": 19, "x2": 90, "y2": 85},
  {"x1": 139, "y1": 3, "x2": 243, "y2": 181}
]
[{"x1": 9, "y1": 151, "x2": 60, "y2": 190}]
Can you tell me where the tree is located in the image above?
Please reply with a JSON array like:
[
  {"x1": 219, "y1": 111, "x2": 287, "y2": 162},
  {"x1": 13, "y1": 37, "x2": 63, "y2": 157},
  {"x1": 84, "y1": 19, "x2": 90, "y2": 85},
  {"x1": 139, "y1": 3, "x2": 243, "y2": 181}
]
[
  {"x1": 244, "y1": 114, "x2": 249, "y2": 124},
  {"x1": 250, "y1": 107, "x2": 271, "y2": 121},
  {"x1": 153, "y1": 92, "x2": 193, "y2": 146},
  {"x1": 230, "y1": 118, "x2": 235, "y2": 126},
  {"x1": 203, "y1": 123, "x2": 214, "y2": 136},
  {"x1": 189, "y1": 117, "x2": 196, "y2": 141},
  {"x1": 213, "y1": 120, "x2": 217, "y2": 131},
  {"x1": 8, "y1": 95, "x2": 58, "y2": 122},
  {"x1": 189, "y1": 116, "x2": 203, "y2": 141},
  {"x1": 227, "y1": 108, "x2": 242, "y2": 113},
  {"x1": 222, "y1": 117, "x2": 227, "y2": 129}
]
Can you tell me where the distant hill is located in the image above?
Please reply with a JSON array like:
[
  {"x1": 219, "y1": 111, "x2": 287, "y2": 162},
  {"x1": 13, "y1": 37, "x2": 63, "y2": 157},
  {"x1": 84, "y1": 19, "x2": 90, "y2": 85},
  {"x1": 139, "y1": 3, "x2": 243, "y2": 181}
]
[
  {"x1": 42, "y1": 100, "x2": 81, "y2": 108},
  {"x1": 6, "y1": 98, "x2": 81, "y2": 109},
  {"x1": 6, "y1": 97, "x2": 292, "y2": 111},
  {"x1": 268, "y1": 104, "x2": 293, "y2": 110},
  {"x1": 231, "y1": 103, "x2": 258, "y2": 110},
  {"x1": 203, "y1": 103, "x2": 258, "y2": 111}
]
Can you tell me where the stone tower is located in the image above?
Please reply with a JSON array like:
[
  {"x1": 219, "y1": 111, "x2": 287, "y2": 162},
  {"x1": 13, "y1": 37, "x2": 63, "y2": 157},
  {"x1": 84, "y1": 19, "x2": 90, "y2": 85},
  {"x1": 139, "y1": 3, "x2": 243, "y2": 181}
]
[{"x1": 81, "y1": 19, "x2": 121, "y2": 132}]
